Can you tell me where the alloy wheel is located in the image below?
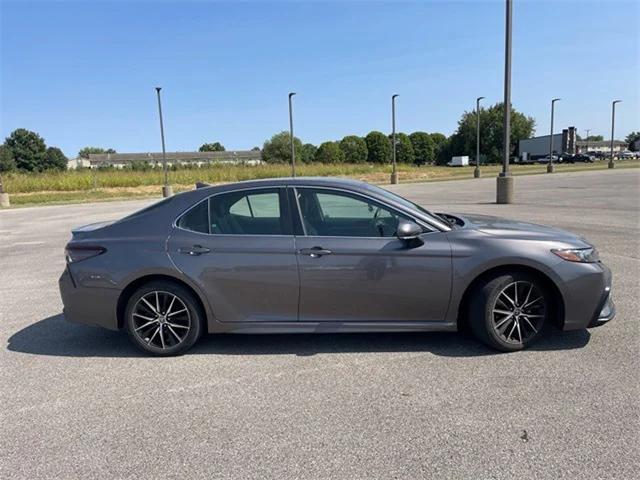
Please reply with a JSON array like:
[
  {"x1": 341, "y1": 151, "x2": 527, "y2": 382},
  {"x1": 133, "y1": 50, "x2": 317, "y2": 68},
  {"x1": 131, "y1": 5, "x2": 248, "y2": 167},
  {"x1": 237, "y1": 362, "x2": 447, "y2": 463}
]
[
  {"x1": 491, "y1": 281, "x2": 546, "y2": 345},
  {"x1": 131, "y1": 290, "x2": 191, "y2": 350}
]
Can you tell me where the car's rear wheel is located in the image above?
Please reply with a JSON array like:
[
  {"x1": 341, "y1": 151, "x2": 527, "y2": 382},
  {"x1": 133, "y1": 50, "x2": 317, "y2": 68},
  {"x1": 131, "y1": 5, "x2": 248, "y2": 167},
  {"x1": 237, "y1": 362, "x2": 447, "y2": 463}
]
[
  {"x1": 125, "y1": 281, "x2": 203, "y2": 356},
  {"x1": 469, "y1": 273, "x2": 548, "y2": 352}
]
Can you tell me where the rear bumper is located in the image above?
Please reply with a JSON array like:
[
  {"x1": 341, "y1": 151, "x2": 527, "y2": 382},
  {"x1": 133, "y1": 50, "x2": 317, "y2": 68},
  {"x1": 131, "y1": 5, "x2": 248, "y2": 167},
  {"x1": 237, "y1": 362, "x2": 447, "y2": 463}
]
[{"x1": 59, "y1": 267, "x2": 120, "y2": 330}]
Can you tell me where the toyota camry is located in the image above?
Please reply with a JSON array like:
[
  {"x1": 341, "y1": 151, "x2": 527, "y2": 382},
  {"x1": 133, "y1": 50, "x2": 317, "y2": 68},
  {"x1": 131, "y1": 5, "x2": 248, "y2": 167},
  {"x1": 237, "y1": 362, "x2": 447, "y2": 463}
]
[{"x1": 59, "y1": 177, "x2": 614, "y2": 355}]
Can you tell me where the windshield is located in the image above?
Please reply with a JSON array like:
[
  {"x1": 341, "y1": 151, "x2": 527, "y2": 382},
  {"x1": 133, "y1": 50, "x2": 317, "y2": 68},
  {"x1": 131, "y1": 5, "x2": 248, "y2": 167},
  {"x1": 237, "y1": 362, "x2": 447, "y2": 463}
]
[{"x1": 366, "y1": 184, "x2": 440, "y2": 221}]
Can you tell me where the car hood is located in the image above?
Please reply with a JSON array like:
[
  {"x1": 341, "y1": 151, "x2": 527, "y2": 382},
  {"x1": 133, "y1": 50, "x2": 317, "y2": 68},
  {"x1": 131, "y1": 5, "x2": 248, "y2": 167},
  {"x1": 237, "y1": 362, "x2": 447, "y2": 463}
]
[{"x1": 454, "y1": 213, "x2": 591, "y2": 246}]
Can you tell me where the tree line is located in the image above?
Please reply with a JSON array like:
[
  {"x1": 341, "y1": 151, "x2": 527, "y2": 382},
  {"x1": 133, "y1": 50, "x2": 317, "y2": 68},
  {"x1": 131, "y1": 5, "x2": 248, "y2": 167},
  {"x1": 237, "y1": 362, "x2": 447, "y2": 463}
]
[{"x1": 3, "y1": 103, "x2": 638, "y2": 174}]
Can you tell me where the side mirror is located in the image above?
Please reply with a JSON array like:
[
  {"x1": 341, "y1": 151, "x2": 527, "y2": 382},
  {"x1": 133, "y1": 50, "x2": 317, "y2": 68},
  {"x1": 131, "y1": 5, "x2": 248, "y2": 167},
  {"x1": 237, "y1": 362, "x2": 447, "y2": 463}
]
[{"x1": 396, "y1": 219, "x2": 423, "y2": 241}]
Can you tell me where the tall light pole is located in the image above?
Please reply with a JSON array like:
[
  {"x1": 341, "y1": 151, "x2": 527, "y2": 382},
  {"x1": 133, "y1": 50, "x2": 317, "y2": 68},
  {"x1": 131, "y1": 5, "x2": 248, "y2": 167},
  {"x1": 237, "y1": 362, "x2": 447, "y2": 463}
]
[
  {"x1": 497, "y1": 0, "x2": 513, "y2": 204},
  {"x1": 155, "y1": 87, "x2": 172, "y2": 197},
  {"x1": 288, "y1": 92, "x2": 296, "y2": 177},
  {"x1": 585, "y1": 129, "x2": 591, "y2": 152},
  {"x1": 547, "y1": 98, "x2": 561, "y2": 173},
  {"x1": 474, "y1": 96, "x2": 485, "y2": 178},
  {"x1": 391, "y1": 94, "x2": 399, "y2": 184},
  {"x1": 609, "y1": 100, "x2": 621, "y2": 169}
]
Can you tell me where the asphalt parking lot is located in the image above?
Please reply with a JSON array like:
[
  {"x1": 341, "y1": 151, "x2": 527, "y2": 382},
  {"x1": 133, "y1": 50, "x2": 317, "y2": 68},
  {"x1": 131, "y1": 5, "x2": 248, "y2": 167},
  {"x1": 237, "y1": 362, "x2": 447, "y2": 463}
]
[{"x1": 1, "y1": 169, "x2": 638, "y2": 479}]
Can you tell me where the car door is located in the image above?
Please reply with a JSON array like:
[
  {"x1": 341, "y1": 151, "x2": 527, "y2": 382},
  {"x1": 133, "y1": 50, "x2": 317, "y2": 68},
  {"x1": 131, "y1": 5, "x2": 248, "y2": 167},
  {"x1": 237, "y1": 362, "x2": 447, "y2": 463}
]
[
  {"x1": 292, "y1": 187, "x2": 452, "y2": 322},
  {"x1": 167, "y1": 187, "x2": 299, "y2": 322}
]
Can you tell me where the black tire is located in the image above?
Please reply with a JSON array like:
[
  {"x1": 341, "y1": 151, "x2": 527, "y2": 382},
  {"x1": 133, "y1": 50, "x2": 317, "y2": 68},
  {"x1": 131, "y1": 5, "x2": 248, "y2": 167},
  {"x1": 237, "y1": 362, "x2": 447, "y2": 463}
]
[
  {"x1": 469, "y1": 272, "x2": 549, "y2": 352},
  {"x1": 124, "y1": 280, "x2": 204, "y2": 356}
]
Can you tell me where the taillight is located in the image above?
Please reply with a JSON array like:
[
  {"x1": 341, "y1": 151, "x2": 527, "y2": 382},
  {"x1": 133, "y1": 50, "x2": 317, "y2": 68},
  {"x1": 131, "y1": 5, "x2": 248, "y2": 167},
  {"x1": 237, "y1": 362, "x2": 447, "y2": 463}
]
[{"x1": 65, "y1": 245, "x2": 106, "y2": 263}]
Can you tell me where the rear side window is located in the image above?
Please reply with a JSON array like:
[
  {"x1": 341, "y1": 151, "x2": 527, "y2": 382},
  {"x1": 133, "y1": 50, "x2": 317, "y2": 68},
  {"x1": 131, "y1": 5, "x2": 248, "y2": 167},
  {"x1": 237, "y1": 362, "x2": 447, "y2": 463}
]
[
  {"x1": 177, "y1": 199, "x2": 209, "y2": 233},
  {"x1": 210, "y1": 189, "x2": 284, "y2": 235},
  {"x1": 176, "y1": 188, "x2": 289, "y2": 235}
]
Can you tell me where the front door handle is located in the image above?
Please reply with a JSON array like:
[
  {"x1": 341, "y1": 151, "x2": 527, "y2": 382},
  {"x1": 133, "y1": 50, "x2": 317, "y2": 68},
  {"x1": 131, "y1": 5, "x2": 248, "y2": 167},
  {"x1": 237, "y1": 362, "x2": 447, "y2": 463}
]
[
  {"x1": 178, "y1": 245, "x2": 211, "y2": 256},
  {"x1": 299, "y1": 247, "x2": 333, "y2": 258}
]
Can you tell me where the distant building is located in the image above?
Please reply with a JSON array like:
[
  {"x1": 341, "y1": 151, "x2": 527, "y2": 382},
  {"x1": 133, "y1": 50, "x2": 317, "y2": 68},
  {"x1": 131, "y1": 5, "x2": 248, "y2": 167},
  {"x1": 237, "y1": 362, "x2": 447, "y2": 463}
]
[
  {"x1": 576, "y1": 140, "x2": 626, "y2": 154},
  {"x1": 66, "y1": 150, "x2": 263, "y2": 169},
  {"x1": 518, "y1": 126, "x2": 578, "y2": 159}
]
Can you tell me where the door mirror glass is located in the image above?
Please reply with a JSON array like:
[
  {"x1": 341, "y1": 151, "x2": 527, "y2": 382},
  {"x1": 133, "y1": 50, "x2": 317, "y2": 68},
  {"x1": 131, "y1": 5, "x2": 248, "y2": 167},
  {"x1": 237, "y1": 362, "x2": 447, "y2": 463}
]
[{"x1": 396, "y1": 219, "x2": 422, "y2": 240}]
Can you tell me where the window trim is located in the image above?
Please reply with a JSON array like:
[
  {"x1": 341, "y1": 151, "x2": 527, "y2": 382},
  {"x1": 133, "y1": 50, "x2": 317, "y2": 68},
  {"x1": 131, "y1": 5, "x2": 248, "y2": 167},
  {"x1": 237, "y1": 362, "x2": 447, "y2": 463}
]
[
  {"x1": 290, "y1": 186, "x2": 438, "y2": 239},
  {"x1": 173, "y1": 186, "x2": 293, "y2": 237}
]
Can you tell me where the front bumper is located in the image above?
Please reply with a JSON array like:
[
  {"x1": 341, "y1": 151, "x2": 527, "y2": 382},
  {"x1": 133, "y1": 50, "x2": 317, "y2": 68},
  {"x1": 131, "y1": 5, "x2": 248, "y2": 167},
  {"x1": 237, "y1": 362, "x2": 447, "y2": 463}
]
[
  {"x1": 588, "y1": 289, "x2": 616, "y2": 328},
  {"x1": 59, "y1": 267, "x2": 120, "y2": 330}
]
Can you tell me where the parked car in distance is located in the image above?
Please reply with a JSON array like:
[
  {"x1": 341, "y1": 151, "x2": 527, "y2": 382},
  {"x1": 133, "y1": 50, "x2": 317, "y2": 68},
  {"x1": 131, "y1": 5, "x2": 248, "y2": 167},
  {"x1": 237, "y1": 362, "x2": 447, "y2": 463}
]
[
  {"x1": 619, "y1": 150, "x2": 638, "y2": 159},
  {"x1": 537, "y1": 154, "x2": 559, "y2": 163},
  {"x1": 59, "y1": 177, "x2": 615, "y2": 356},
  {"x1": 562, "y1": 153, "x2": 595, "y2": 163}
]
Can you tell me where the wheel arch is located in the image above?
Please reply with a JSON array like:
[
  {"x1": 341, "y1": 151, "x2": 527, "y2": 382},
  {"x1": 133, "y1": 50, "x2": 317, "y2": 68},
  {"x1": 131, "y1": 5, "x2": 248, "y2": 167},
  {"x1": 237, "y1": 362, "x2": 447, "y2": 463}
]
[
  {"x1": 456, "y1": 264, "x2": 565, "y2": 331},
  {"x1": 116, "y1": 274, "x2": 208, "y2": 330}
]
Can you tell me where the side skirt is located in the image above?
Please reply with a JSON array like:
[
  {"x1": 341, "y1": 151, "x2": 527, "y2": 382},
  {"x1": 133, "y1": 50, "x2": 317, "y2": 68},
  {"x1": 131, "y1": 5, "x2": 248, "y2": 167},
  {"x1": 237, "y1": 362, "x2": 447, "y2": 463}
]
[{"x1": 209, "y1": 321, "x2": 458, "y2": 334}]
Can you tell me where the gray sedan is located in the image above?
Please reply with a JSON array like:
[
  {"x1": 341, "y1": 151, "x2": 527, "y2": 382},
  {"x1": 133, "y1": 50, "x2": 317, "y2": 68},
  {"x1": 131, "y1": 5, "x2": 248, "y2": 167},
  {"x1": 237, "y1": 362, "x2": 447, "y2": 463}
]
[{"x1": 59, "y1": 177, "x2": 614, "y2": 355}]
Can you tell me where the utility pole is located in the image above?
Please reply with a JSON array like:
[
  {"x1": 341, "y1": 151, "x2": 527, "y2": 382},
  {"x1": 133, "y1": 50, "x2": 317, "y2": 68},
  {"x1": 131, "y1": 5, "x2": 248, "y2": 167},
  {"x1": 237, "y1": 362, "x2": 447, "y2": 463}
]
[
  {"x1": 391, "y1": 94, "x2": 399, "y2": 184},
  {"x1": 585, "y1": 129, "x2": 590, "y2": 152},
  {"x1": 288, "y1": 92, "x2": 296, "y2": 177},
  {"x1": 609, "y1": 100, "x2": 621, "y2": 169},
  {"x1": 496, "y1": 0, "x2": 513, "y2": 204},
  {"x1": 155, "y1": 87, "x2": 172, "y2": 197},
  {"x1": 474, "y1": 96, "x2": 485, "y2": 178},
  {"x1": 547, "y1": 98, "x2": 561, "y2": 173}
]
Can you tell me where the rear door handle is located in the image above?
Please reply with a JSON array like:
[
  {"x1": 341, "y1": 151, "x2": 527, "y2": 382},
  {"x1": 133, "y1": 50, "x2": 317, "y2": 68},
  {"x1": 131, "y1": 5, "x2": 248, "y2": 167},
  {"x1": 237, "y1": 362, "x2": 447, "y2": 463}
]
[
  {"x1": 178, "y1": 245, "x2": 211, "y2": 256},
  {"x1": 299, "y1": 247, "x2": 333, "y2": 258}
]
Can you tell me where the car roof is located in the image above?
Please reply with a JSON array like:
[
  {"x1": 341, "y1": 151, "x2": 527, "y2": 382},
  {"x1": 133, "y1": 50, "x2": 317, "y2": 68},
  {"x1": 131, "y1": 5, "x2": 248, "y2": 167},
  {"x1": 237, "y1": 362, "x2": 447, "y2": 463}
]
[{"x1": 196, "y1": 176, "x2": 373, "y2": 193}]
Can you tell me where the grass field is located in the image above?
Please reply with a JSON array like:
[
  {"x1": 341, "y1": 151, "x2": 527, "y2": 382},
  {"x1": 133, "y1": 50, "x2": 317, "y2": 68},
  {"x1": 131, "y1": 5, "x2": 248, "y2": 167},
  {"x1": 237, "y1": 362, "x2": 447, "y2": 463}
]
[{"x1": 3, "y1": 159, "x2": 639, "y2": 207}]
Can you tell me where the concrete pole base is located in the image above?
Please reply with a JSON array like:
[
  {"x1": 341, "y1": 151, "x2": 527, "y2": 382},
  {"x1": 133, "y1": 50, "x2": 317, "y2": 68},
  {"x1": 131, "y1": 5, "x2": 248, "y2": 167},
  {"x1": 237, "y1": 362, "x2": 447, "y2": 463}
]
[
  {"x1": 390, "y1": 172, "x2": 398, "y2": 185},
  {"x1": 0, "y1": 192, "x2": 9, "y2": 208},
  {"x1": 547, "y1": 163, "x2": 555, "y2": 173},
  {"x1": 608, "y1": 161, "x2": 615, "y2": 169},
  {"x1": 473, "y1": 168, "x2": 481, "y2": 178},
  {"x1": 162, "y1": 185, "x2": 174, "y2": 197},
  {"x1": 496, "y1": 175, "x2": 514, "y2": 204}
]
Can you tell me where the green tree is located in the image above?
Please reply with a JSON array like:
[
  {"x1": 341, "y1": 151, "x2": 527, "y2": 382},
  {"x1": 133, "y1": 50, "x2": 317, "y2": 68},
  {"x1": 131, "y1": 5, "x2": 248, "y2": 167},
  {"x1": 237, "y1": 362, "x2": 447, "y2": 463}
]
[
  {"x1": 365, "y1": 131, "x2": 391, "y2": 164},
  {"x1": 409, "y1": 131, "x2": 434, "y2": 165},
  {"x1": 0, "y1": 145, "x2": 17, "y2": 172},
  {"x1": 78, "y1": 147, "x2": 116, "y2": 159},
  {"x1": 625, "y1": 131, "x2": 640, "y2": 151},
  {"x1": 429, "y1": 133, "x2": 449, "y2": 165},
  {"x1": 301, "y1": 143, "x2": 318, "y2": 163},
  {"x1": 4, "y1": 128, "x2": 47, "y2": 171},
  {"x1": 446, "y1": 103, "x2": 535, "y2": 164},
  {"x1": 315, "y1": 141, "x2": 345, "y2": 164},
  {"x1": 389, "y1": 133, "x2": 415, "y2": 164},
  {"x1": 262, "y1": 131, "x2": 303, "y2": 164},
  {"x1": 199, "y1": 142, "x2": 225, "y2": 152},
  {"x1": 338, "y1": 135, "x2": 368, "y2": 163},
  {"x1": 43, "y1": 147, "x2": 68, "y2": 171}
]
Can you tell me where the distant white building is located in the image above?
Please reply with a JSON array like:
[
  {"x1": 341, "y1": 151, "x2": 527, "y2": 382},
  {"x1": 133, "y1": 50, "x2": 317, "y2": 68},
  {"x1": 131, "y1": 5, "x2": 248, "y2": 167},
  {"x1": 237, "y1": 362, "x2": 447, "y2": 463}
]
[
  {"x1": 73, "y1": 150, "x2": 263, "y2": 169},
  {"x1": 67, "y1": 158, "x2": 91, "y2": 169},
  {"x1": 576, "y1": 140, "x2": 626, "y2": 154}
]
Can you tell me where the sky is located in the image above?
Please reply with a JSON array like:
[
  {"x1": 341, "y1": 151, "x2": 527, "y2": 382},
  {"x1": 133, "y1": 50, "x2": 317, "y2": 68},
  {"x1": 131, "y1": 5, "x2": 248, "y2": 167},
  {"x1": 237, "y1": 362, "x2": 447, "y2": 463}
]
[{"x1": 1, "y1": 0, "x2": 638, "y2": 158}]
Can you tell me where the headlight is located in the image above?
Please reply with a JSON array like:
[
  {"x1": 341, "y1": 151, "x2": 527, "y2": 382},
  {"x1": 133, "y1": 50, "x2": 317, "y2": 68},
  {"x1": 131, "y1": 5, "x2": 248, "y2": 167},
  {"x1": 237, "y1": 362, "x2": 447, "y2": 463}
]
[{"x1": 551, "y1": 247, "x2": 600, "y2": 263}]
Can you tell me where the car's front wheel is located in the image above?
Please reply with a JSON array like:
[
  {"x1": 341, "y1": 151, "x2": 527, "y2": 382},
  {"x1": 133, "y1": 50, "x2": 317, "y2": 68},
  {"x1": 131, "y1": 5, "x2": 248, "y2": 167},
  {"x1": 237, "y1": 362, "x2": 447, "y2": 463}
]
[
  {"x1": 469, "y1": 273, "x2": 549, "y2": 352},
  {"x1": 125, "y1": 281, "x2": 204, "y2": 356}
]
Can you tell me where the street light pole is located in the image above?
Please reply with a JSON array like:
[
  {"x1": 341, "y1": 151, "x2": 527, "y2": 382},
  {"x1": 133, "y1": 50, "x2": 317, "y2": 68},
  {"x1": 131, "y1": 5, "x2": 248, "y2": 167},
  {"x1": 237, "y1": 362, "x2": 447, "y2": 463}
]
[
  {"x1": 547, "y1": 98, "x2": 561, "y2": 173},
  {"x1": 155, "y1": 87, "x2": 172, "y2": 197},
  {"x1": 496, "y1": 0, "x2": 513, "y2": 204},
  {"x1": 474, "y1": 96, "x2": 485, "y2": 178},
  {"x1": 288, "y1": 92, "x2": 296, "y2": 177},
  {"x1": 391, "y1": 94, "x2": 399, "y2": 184},
  {"x1": 609, "y1": 100, "x2": 621, "y2": 169}
]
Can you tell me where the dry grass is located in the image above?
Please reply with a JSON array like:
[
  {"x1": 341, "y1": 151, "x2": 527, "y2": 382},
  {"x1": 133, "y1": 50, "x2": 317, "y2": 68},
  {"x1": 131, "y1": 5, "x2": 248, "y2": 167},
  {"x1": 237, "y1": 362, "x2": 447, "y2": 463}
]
[{"x1": 3, "y1": 160, "x2": 638, "y2": 207}]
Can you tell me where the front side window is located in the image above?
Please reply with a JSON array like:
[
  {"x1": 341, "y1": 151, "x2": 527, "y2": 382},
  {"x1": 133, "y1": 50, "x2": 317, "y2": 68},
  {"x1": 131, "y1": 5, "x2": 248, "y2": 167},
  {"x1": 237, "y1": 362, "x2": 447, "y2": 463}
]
[
  {"x1": 296, "y1": 188, "x2": 413, "y2": 237},
  {"x1": 177, "y1": 188, "x2": 287, "y2": 235}
]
